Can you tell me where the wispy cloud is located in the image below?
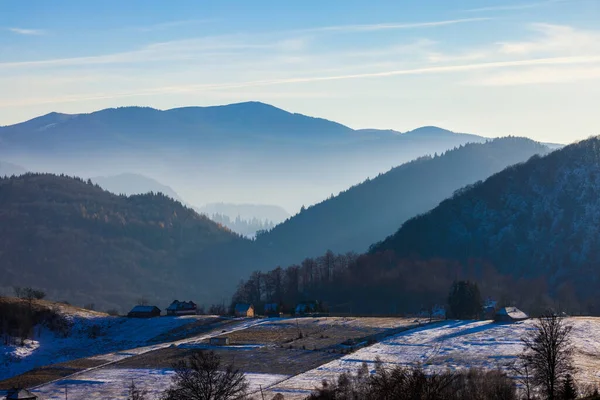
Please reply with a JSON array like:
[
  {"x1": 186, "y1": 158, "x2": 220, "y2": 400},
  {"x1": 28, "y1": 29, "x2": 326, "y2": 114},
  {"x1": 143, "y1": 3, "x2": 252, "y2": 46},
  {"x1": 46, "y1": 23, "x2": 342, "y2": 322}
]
[
  {"x1": 464, "y1": 0, "x2": 571, "y2": 13},
  {"x1": 0, "y1": 18, "x2": 476, "y2": 70},
  {"x1": 467, "y1": 66, "x2": 600, "y2": 85},
  {"x1": 132, "y1": 19, "x2": 216, "y2": 32},
  {"x1": 3, "y1": 54, "x2": 600, "y2": 108},
  {"x1": 498, "y1": 23, "x2": 600, "y2": 55},
  {"x1": 300, "y1": 18, "x2": 490, "y2": 33},
  {"x1": 5, "y1": 27, "x2": 45, "y2": 35}
]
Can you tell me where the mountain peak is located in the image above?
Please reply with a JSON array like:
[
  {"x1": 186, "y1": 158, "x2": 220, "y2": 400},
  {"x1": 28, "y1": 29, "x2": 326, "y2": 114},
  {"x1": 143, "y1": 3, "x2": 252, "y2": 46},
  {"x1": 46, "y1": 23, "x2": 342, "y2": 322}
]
[{"x1": 404, "y1": 126, "x2": 455, "y2": 135}]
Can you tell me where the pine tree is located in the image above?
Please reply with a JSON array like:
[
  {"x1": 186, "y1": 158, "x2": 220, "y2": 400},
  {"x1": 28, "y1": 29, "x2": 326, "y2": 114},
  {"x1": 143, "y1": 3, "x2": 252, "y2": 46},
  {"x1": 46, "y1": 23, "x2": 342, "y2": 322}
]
[{"x1": 561, "y1": 374, "x2": 577, "y2": 400}]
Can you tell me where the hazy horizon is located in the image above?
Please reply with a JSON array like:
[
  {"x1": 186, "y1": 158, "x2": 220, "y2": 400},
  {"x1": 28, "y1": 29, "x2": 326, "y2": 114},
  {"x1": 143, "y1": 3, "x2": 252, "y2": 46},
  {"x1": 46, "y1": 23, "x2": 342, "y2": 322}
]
[{"x1": 2, "y1": 0, "x2": 599, "y2": 143}]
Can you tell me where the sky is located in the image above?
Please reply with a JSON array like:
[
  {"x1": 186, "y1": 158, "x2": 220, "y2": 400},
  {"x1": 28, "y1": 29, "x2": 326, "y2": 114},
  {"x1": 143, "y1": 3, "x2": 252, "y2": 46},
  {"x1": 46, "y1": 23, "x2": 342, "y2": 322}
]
[{"x1": 1, "y1": 0, "x2": 599, "y2": 143}]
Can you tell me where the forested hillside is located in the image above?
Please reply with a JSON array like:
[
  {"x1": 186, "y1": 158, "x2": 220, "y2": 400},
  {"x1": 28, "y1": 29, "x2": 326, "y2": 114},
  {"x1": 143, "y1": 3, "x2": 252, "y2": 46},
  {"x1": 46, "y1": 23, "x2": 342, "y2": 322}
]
[
  {"x1": 0, "y1": 173, "x2": 256, "y2": 311},
  {"x1": 370, "y1": 136, "x2": 600, "y2": 313},
  {"x1": 255, "y1": 137, "x2": 550, "y2": 264}
]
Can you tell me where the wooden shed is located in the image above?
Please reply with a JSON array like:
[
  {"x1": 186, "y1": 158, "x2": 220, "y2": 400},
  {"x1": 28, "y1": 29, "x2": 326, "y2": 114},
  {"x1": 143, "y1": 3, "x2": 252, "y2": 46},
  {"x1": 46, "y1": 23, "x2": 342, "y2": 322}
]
[
  {"x1": 494, "y1": 307, "x2": 529, "y2": 323},
  {"x1": 127, "y1": 305, "x2": 161, "y2": 318},
  {"x1": 234, "y1": 303, "x2": 254, "y2": 317},
  {"x1": 166, "y1": 300, "x2": 197, "y2": 316}
]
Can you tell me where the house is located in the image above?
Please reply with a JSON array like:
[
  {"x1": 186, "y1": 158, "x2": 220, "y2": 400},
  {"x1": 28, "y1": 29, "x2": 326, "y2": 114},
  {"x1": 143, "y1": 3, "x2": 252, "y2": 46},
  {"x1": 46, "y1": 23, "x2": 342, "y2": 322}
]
[
  {"x1": 210, "y1": 337, "x2": 230, "y2": 346},
  {"x1": 264, "y1": 303, "x2": 281, "y2": 317},
  {"x1": 166, "y1": 300, "x2": 197, "y2": 316},
  {"x1": 6, "y1": 388, "x2": 39, "y2": 399},
  {"x1": 127, "y1": 305, "x2": 161, "y2": 318},
  {"x1": 234, "y1": 303, "x2": 254, "y2": 317},
  {"x1": 494, "y1": 306, "x2": 529, "y2": 323},
  {"x1": 295, "y1": 301, "x2": 323, "y2": 316}
]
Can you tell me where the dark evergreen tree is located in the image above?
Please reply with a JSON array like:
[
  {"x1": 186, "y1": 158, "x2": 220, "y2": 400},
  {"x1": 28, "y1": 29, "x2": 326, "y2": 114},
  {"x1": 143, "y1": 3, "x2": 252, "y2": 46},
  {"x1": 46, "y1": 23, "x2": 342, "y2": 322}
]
[
  {"x1": 561, "y1": 374, "x2": 577, "y2": 400},
  {"x1": 447, "y1": 281, "x2": 483, "y2": 319}
]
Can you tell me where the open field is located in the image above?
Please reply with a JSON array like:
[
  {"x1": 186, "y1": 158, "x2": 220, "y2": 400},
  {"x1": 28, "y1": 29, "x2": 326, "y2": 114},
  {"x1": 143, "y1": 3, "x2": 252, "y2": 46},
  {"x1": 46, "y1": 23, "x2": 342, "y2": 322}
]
[
  {"x1": 3, "y1": 316, "x2": 600, "y2": 399},
  {"x1": 266, "y1": 317, "x2": 600, "y2": 399}
]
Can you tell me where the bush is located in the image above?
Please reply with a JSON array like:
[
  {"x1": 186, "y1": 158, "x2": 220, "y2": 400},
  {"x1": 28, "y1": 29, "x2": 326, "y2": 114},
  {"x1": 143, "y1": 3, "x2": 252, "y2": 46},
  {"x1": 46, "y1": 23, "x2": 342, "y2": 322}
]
[{"x1": 308, "y1": 360, "x2": 517, "y2": 400}]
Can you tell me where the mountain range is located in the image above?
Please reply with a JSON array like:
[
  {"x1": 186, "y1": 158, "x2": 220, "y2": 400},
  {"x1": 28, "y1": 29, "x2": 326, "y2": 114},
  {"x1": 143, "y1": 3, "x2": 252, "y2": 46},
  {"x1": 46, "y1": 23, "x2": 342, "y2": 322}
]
[
  {"x1": 0, "y1": 102, "x2": 506, "y2": 212},
  {"x1": 370, "y1": 136, "x2": 600, "y2": 313},
  {"x1": 255, "y1": 137, "x2": 550, "y2": 264}
]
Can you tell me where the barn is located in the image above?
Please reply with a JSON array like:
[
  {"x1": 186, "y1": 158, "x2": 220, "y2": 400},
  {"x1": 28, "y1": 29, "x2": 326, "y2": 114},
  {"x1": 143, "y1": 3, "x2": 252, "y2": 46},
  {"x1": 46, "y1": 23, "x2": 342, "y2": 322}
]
[
  {"x1": 264, "y1": 303, "x2": 281, "y2": 317},
  {"x1": 127, "y1": 305, "x2": 161, "y2": 318},
  {"x1": 166, "y1": 300, "x2": 197, "y2": 316},
  {"x1": 234, "y1": 303, "x2": 254, "y2": 317},
  {"x1": 494, "y1": 307, "x2": 529, "y2": 323}
]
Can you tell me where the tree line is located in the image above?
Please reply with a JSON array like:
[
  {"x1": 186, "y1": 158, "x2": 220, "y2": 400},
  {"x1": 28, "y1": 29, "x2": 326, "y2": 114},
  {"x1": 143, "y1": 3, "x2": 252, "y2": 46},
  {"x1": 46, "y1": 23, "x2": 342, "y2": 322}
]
[{"x1": 231, "y1": 248, "x2": 569, "y2": 317}]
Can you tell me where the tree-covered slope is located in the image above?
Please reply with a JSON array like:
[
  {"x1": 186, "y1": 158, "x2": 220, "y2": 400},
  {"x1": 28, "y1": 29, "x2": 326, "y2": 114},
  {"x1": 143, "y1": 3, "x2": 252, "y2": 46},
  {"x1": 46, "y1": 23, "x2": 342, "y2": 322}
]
[
  {"x1": 256, "y1": 137, "x2": 550, "y2": 264},
  {"x1": 371, "y1": 136, "x2": 600, "y2": 302},
  {"x1": 0, "y1": 173, "x2": 253, "y2": 311}
]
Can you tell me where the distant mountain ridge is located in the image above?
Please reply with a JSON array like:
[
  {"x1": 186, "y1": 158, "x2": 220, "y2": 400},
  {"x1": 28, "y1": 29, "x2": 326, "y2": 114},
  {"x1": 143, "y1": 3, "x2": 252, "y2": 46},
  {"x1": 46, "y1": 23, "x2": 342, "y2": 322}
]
[
  {"x1": 0, "y1": 102, "x2": 508, "y2": 212},
  {"x1": 255, "y1": 137, "x2": 551, "y2": 264},
  {"x1": 91, "y1": 173, "x2": 183, "y2": 202},
  {"x1": 369, "y1": 135, "x2": 600, "y2": 311},
  {"x1": 0, "y1": 161, "x2": 27, "y2": 177},
  {"x1": 196, "y1": 202, "x2": 290, "y2": 223}
]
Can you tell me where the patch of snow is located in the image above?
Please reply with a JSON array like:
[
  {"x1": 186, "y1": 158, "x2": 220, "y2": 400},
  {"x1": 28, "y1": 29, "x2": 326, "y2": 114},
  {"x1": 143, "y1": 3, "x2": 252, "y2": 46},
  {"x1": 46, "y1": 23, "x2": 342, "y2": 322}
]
[
  {"x1": 268, "y1": 318, "x2": 600, "y2": 398},
  {"x1": 29, "y1": 368, "x2": 289, "y2": 399}
]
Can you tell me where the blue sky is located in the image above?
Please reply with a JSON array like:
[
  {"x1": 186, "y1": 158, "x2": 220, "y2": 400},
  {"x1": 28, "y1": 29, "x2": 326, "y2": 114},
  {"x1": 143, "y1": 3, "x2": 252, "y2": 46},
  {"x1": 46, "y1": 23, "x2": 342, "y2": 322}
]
[{"x1": 1, "y1": 0, "x2": 599, "y2": 143}]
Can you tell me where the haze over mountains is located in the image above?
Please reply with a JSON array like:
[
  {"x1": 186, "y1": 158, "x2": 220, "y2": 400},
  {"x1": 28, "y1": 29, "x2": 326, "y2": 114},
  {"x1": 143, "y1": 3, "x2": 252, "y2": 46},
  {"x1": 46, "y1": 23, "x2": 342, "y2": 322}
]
[
  {"x1": 256, "y1": 137, "x2": 550, "y2": 264},
  {"x1": 91, "y1": 173, "x2": 184, "y2": 203},
  {"x1": 0, "y1": 101, "x2": 576, "y2": 311},
  {"x1": 0, "y1": 161, "x2": 27, "y2": 177},
  {"x1": 0, "y1": 102, "x2": 509, "y2": 213}
]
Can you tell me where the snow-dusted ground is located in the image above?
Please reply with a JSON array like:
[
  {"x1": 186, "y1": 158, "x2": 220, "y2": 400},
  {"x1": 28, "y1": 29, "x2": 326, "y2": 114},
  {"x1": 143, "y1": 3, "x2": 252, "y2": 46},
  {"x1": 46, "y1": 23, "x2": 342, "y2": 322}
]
[
  {"x1": 28, "y1": 368, "x2": 289, "y2": 400},
  {"x1": 5, "y1": 317, "x2": 600, "y2": 400},
  {"x1": 266, "y1": 318, "x2": 600, "y2": 399},
  {"x1": 1, "y1": 314, "x2": 210, "y2": 380}
]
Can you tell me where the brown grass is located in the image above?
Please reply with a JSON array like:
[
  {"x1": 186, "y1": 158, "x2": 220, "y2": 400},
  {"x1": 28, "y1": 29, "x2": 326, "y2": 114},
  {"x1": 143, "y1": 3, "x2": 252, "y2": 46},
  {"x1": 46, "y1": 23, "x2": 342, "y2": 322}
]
[{"x1": 0, "y1": 358, "x2": 105, "y2": 390}]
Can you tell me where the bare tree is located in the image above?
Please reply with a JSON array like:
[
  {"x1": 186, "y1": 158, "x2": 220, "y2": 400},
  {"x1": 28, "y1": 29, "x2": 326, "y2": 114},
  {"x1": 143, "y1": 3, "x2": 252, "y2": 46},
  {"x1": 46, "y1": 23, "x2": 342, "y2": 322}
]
[
  {"x1": 161, "y1": 351, "x2": 248, "y2": 400},
  {"x1": 127, "y1": 379, "x2": 147, "y2": 400},
  {"x1": 137, "y1": 297, "x2": 149, "y2": 306},
  {"x1": 510, "y1": 362, "x2": 534, "y2": 400},
  {"x1": 520, "y1": 313, "x2": 574, "y2": 400}
]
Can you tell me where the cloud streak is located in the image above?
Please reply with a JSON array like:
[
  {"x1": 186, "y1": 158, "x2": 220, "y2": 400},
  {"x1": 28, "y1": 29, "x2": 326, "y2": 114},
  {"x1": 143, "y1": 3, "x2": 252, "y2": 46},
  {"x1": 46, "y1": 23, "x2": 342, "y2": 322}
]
[
  {"x1": 299, "y1": 18, "x2": 491, "y2": 33},
  {"x1": 5, "y1": 27, "x2": 45, "y2": 35},
  {"x1": 464, "y1": 0, "x2": 571, "y2": 13},
  {"x1": 3, "y1": 54, "x2": 599, "y2": 108}
]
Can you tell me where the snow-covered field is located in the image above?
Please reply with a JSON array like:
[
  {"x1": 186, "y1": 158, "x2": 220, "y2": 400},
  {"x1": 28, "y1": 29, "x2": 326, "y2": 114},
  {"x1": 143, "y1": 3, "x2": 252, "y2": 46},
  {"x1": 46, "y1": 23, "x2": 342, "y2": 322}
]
[
  {"x1": 4, "y1": 316, "x2": 600, "y2": 400},
  {"x1": 1, "y1": 314, "x2": 209, "y2": 380},
  {"x1": 28, "y1": 368, "x2": 289, "y2": 400},
  {"x1": 266, "y1": 318, "x2": 600, "y2": 399}
]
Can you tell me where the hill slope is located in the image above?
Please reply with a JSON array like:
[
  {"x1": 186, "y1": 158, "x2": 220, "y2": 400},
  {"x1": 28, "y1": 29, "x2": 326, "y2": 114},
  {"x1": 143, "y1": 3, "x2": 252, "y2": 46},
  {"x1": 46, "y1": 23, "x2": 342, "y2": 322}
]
[
  {"x1": 256, "y1": 137, "x2": 550, "y2": 263},
  {"x1": 371, "y1": 136, "x2": 600, "y2": 307},
  {"x1": 0, "y1": 173, "x2": 254, "y2": 311},
  {"x1": 0, "y1": 103, "x2": 493, "y2": 211},
  {"x1": 91, "y1": 173, "x2": 183, "y2": 202}
]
